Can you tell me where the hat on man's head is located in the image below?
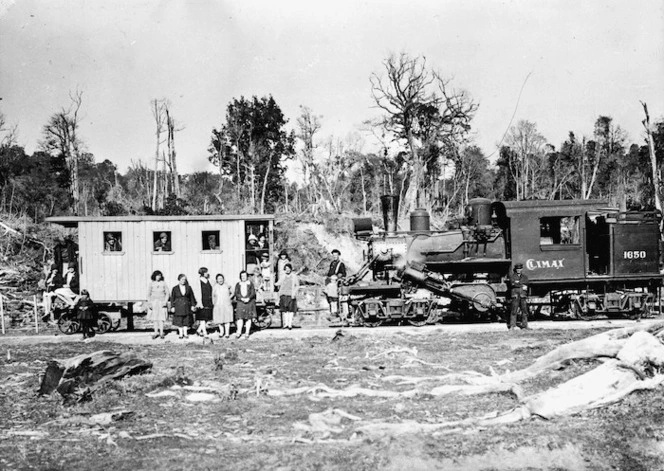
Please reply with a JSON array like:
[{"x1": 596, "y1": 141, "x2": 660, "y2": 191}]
[
  {"x1": 261, "y1": 252, "x2": 269, "y2": 259},
  {"x1": 68, "y1": 262, "x2": 77, "y2": 269},
  {"x1": 279, "y1": 250, "x2": 289, "y2": 257},
  {"x1": 514, "y1": 263, "x2": 523, "y2": 270}
]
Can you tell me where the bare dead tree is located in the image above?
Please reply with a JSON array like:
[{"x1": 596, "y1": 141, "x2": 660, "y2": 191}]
[
  {"x1": 150, "y1": 99, "x2": 183, "y2": 210},
  {"x1": 41, "y1": 90, "x2": 84, "y2": 215},
  {"x1": 296, "y1": 106, "x2": 322, "y2": 205},
  {"x1": 0, "y1": 112, "x2": 18, "y2": 148},
  {"x1": 504, "y1": 120, "x2": 547, "y2": 200},
  {"x1": 151, "y1": 99, "x2": 166, "y2": 211},
  {"x1": 370, "y1": 53, "x2": 477, "y2": 216},
  {"x1": 165, "y1": 105, "x2": 182, "y2": 198},
  {"x1": 641, "y1": 101, "x2": 663, "y2": 236}
]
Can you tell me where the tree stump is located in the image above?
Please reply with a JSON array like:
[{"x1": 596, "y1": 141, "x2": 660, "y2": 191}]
[{"x1": 38, "y1": 350, "x2": 152, "y2": 401}]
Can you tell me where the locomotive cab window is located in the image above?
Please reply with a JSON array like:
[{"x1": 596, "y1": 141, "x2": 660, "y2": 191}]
[
  {"x1": 202, "y1": 231, "x2": 220, "y2": 251},
  {"x1": 540, "y1": 216, "x2": 580, "y2": 246},
  {"x1": 153, "y1": 231, "x2": 172, "y2": 253},
  {"x1": 103, "y1": 232, "x2": 123, "y2": 253}
]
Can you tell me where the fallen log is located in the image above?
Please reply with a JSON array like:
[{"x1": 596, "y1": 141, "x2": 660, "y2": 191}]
[
  {"x1": 356, "y1": 329, "x2": 664, "y2": 438},
  {"x1": 38, "y1": 350, "x2": 152, "y2": 401}
]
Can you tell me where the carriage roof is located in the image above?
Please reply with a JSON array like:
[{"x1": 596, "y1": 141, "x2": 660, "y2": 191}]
[{"x1": 45, "y1": 214, "x2": 275, "y2": 228}]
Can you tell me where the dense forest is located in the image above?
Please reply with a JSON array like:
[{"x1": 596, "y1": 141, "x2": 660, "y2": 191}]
[{"x1": 1, "y1": 54, "x2": 663, "y2": 228}]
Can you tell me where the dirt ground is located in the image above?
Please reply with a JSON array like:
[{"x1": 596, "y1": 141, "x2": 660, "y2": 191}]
[{"x1": 1, "y1": 321, "x2": 664, "y2": 471}]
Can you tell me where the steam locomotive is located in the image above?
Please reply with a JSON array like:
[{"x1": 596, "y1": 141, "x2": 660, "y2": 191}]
[{"x1": 340, "y1": 196, "x2": 663, "y2": 326}]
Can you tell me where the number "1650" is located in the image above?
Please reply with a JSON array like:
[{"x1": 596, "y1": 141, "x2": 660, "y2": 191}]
[{"x1": 623, "y1": 251, "x2": 647, "y2": 259}]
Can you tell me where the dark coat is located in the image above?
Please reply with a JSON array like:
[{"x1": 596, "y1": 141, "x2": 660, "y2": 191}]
[
  {"x1": 508, "y1": 271, "x2": 529, "y2": 297},
  {"x1": 64, "y1": 272, "x2": 80, "y2": 294},
  {"x1": 75, "y1": 298, "x2": 96, "y2": 321},
  {"x1": 327, "y1": 260, "x2": 347, "y2": 278},
  {"x1": 46, "y1": 273, "x2": 64, "y2": 292},
  {"x1": 234, "y1": 281, "x2": 256, "y2": 320},
  {"x1": 170, "y1": 284, "x2": 196, "y2": 327}
]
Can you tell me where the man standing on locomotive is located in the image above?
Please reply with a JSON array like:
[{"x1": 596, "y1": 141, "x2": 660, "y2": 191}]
[{"x1": 508, "y1": 263, "x2": 530, "y2": 330}]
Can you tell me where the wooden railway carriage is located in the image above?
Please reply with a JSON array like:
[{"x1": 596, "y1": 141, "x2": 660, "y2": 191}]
[
  {"x1": 45, "y1": 214, "x2": 276, "y2": 326},
  {"x1": 502, "y1": 200, "x2": 662, "y2": 318}
]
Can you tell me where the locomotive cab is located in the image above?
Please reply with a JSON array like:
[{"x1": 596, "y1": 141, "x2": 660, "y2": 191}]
[{"x1": 503, "y1": 200, "x2": 663, "y2": 318}]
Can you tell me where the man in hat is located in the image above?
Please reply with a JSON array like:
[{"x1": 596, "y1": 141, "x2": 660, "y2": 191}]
[
  {"x1": 326, "y1": 249, "x2": 347, "y2": 279},
  {"x1": 508, "y1": 263, "x2": 530, "y2": 330}
]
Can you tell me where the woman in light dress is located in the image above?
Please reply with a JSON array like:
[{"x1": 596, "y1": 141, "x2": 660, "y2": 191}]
[
  {"x1": 212, "y1": 273, "x2": 234, "y2": 339},
  {"x1": 147, "y1": 270, "x2": 169, "y2": 339}
]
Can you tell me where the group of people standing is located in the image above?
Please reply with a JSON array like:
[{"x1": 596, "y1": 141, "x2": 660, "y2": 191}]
[
  {"x1": 146, "y1": 253, "x2": 301, "y2": 340},
  {"x1": 146, "y1": 269, "x2": 252, "y2": 340}
]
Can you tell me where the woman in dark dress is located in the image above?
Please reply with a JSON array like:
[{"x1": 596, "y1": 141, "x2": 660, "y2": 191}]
[
  {"x1": 234, "y1": 270, "x2": 256, "y2": 339},
  {"x1": 169, "y1": 274, "x2": 197, "y2": 339},
  {"x1": 194, "y1": 267, "x2": 213, "y2": 339}
]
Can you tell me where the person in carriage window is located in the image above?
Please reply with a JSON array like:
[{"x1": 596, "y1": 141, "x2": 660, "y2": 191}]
[
  {"x1": 154, "y1": 232, "x2": 171, "y2": 252},
  {"x1": 207, "y1": 234, "x2": 219, "y2": 250},
  {"x1": 104, "y1": 233, "x2": 122, "y2": 252}
]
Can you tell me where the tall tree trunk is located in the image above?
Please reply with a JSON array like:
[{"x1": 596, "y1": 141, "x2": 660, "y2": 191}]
[
  {"x1": 260, "y1": 151, "x2": 273, "y2": 214},
  {"x1": 166, "y1": 107, "x2": 181, "y2": 198},
  {"x1": 642, "y1": 101, "x2": 663, "y2": 237},
  {"x1": 151, "y1": 100, "x2": 162, "y2": 211}
]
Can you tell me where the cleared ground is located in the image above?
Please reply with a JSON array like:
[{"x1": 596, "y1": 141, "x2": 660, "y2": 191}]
[{"x1": 1, "y1": 320, "x2": 663, "y2": 470}]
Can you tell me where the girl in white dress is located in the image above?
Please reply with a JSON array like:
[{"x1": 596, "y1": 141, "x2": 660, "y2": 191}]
[{"x1": 212, "y1": 274, "x2": 234, "y2": 339}]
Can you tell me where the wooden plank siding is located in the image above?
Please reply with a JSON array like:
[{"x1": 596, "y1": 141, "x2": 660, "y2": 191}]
[{"x1": 48, "y1": 216, "x2": 274, "y2": 303}]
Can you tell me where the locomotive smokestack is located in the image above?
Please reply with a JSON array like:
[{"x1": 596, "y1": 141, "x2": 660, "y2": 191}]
[{"x1": 380, "y1": 195, "x2": 399, "y2": 234}]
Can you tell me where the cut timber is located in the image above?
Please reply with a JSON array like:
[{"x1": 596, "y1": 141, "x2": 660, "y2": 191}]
[{"x1": 39, "y1": 350, "x2": 152, "y2": 399}]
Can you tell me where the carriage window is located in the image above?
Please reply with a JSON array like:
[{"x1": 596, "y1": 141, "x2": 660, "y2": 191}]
[
  {"x1": 153, "y1": 231, "x2": 172, "y2": 252},
  {"x1": 540, "y1": 216, "x2": 580, "y2": 245},
  {"x1": 103, "y1": 232, "x2": 123, "y2": 252},
  {"x1": 202, "y1": 231, "x2": 220, "y2": 251}
]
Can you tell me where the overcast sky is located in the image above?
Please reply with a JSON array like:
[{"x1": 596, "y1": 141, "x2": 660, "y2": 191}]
[{"x1": 1, "y1": 0, "x2": 662, "y2": 175}]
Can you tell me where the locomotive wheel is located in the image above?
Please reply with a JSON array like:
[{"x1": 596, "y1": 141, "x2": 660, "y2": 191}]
[
  {"x1": 407, "y1": 317, "x2": 427, "y2": 327},
  {"x1": 363, "y1": 318, "x2": 384, "y2": 328},
  {"x1": 96, "y1": 313, "x2": 112, "y2": 334},
  {"x1": 58, "y1": 313, "x2": 80, "y2": 335},
  {"x1": 351, "y1": 305, "x2": 383, "y2": 327}
]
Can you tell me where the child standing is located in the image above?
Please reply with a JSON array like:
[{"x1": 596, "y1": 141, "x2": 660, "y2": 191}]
[
  {"x1": 259, "y1": 252, "x2": 272, "y2": 291},
  {"x1": 76, "y1": 290, "x2": 95, "y2": 340},
  {"x1": 276, "y1": 263, "x2": 299, "y2": 330}
]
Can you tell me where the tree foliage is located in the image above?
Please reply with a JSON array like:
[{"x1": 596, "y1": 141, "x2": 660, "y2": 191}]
[{"x1": 209, "y1": 95, "x2": 295, "y2": 213}]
